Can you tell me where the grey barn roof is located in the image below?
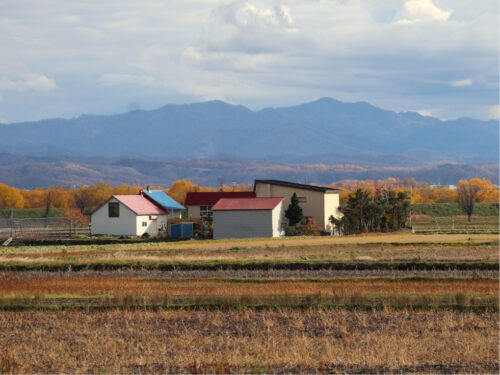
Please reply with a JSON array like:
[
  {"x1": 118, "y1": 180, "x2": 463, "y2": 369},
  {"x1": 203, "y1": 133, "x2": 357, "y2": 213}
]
[{"x1": 253, "y1": 179, "x2": 341, "y2": 193}]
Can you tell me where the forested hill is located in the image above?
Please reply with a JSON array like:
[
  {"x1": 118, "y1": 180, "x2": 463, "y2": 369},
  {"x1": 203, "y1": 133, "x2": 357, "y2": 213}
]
[{"x1": 0, "y1": 98, "x2": 498, "y2": 163}]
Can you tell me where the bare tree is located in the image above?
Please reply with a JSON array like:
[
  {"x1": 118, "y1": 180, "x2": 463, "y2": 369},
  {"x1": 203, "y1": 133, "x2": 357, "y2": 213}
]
[{"x1": 457, "y1": 182, "x2": 480, "y2": 222}]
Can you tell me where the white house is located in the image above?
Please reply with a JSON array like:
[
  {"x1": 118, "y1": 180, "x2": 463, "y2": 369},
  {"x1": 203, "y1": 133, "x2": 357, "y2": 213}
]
[
  {"x1": 254, "y1": 179, "x2": 342, "y2": 232},
  {"x1": 91, "y1": 190, "x2": 184, "y2": 236},
  {"x1": 211, "y1": 197, "x2": 284, "y2": 239}
]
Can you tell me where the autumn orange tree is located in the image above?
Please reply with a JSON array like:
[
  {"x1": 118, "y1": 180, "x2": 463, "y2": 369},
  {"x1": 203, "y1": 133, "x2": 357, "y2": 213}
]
[
  {"x1": 0, "y1": 183, "x2": 24, "y2": 217},
  {"x1": 73, "y1": 182, "x2": 113, "y2": 215},
  {"x1": 457, "y1": 178, "x2": 498, "y2": 221}
]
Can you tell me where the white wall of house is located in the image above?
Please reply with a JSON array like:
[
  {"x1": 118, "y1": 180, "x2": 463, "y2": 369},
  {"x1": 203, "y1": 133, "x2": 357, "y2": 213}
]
[
  {"x1": 255, "y1": 183, "x2": 341, "y2": 231},
  {"x1": 91, "y1": 198, "x2": 180, "y2": 236},
  {"x1": 91, "y1": 198, "x2": 138, "y2": 236},
  {"x1": 135, "y1": 210, "x2": 181, "y2": 236},
  {"x1": 213, "y1": 207, "x2": 283, "y2": 239}
]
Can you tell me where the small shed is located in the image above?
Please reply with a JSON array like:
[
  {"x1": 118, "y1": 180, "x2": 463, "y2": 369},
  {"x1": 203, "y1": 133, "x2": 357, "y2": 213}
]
[{"x1": 211, "y1": 197, "x2": 284, "y2": 239}]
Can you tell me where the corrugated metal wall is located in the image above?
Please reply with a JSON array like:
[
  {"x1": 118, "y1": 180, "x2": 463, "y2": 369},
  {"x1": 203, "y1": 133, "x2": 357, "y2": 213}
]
[{"x1": 213, "y1": 210, "x2": 274, "y2": 239}]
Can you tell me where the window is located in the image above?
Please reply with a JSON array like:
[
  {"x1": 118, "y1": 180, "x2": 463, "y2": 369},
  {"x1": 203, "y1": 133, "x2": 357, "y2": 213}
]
[
  {"x1": 199, "y1": 205, "x2": 213, "y2": 221},
  {"x1": 142, "y1": 221, "x2": 148, "y2": 227},
  {"x1": 298, "y1": 196, "x2": 307, "y2": 203},
  {"x1": 108, "y1": 202, "x2": 119, "y2": 217}
]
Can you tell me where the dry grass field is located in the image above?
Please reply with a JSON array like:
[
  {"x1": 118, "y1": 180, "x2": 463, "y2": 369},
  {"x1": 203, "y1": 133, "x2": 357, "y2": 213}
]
[
  {"x1": 0, "y1": 310, "x2": 497, "y2": 374},
  {"x1": 0, "y1": 234, "x2": 497, "y2": 269},
  {"x1": 0, "y1": 232, "x2": 498, "y2": 373}
]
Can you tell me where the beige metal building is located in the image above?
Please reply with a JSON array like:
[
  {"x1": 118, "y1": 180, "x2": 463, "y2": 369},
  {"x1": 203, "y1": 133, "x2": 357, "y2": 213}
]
[
  {"x1": 211, "y1": 197, "x2": 284, "y2": 239},
  {"x1": 254, "y1": 180, "x2": 342, "y2": 231}
]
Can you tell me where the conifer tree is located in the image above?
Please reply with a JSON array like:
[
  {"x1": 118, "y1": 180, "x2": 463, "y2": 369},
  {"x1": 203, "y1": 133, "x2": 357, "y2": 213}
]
[{"x1": 285, "y1": 192, "x2": 303, "y2": 226}]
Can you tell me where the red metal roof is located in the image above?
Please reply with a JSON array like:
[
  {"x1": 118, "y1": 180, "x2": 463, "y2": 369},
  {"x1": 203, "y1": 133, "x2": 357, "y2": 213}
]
[
  {"x1": 113, "y1": 195, "x2": 168, "y2": 215},
  {"x1": 212, "y1": 197, "x2": 284, "y2": 211},
  {"x1": 185, "y1": 192, "x2": 256, "y2": 206}
]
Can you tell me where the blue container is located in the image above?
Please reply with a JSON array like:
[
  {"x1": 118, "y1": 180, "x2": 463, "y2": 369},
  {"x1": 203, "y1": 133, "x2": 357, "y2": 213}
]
[{"x1": 171, "y1": 223, "x2": 193, "y2": 239}]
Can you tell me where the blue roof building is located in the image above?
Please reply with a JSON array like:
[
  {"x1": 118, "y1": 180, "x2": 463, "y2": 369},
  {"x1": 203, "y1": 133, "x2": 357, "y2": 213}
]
[{"x1": 142, "y1": 189, "x2": 185, "y2": 211}]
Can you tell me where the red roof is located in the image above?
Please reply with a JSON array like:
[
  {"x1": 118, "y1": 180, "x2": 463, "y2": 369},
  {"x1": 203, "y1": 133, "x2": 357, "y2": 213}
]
[
  {"x1": 185, "y1": 192, "x2": 256, "y2": 206},
  {"x1": 113, "y1": 195, "x2": 168, "y2": 215},
  {"x1": 212, "y1": 197, "x2": 284, "y2": 211}
]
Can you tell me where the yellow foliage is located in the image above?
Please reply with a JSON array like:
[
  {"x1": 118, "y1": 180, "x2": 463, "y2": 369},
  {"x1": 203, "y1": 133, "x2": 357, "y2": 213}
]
[{"x1": 0, "y1": 183, "x2": 24, "y2": 209}]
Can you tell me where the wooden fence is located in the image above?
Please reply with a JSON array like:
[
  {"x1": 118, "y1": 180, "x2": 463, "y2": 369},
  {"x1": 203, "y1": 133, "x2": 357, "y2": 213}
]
[{"x1": 0, "y1": 217, "x2": 90, "y2": 240}]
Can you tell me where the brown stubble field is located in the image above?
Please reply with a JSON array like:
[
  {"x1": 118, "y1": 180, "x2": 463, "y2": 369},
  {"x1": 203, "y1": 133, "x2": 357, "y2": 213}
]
[
  {"x1": 0, "y1": 233, "x2": 498, "y2": 374},
  {"x1": 1, "y1": 309, "x2": 498, "y2": 374},
  {"x1": 0, "y1": 234, "x2": 498, "y2": 266}
]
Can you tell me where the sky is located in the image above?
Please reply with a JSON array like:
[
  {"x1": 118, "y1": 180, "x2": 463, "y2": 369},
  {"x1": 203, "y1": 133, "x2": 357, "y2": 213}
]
[{"x1": 0, "y1": 0, "x2": 498, "y2": 123}]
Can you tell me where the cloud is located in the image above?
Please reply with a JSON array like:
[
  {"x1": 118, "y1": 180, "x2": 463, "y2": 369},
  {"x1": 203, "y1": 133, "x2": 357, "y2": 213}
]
[
  {"x1": 100, "y1": 74, "x2": 156, "y2": 86},
  {"x1": 0, "y1": 74, "x2": 58, "y2": 92},
  {"x1": 451, "y1": 79, "x2": 472, "y2": 87},
  {"x1": 487, "y1": 105, "x2": 499, "y2": 119},
  {"x1": 414, "y1": 109, "x2": 434, "y2": 117},
  {"x1": 395, "y1": 0, "x2": 452, "y2": 23},
  {"x1": 221, "y1": 2, "x2": 293, "y2": 28},
  {"x1": 0, "y1": 0, "x2": 497, "y2": 122}
]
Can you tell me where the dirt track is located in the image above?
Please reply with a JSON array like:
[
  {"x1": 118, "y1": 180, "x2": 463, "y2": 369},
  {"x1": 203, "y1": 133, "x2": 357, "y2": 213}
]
[{"x1": 149, "y1": 233, "x2": 498, "y2": 251}]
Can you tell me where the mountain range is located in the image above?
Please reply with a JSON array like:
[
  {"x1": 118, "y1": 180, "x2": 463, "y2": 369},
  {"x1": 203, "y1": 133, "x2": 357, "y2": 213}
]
[
  {"x1": 0, "y1": 98, "x2": 498, "y2": 163},
  {"x1": 0, "y1": 98, "x2": 498, "y2": 188}
]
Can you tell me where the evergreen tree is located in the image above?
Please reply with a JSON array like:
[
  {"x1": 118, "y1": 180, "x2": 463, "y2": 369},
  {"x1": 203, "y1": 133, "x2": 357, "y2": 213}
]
[
  {"x1": 329, "y1": 188, "x2": 410, "y2": 235},
  {"x1": 285, "y1": 192, "x2": 303, "y2": 226}
]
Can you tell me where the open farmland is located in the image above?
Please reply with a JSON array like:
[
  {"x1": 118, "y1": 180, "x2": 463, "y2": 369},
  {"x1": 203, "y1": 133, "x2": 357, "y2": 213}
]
[
  {"x1": 0, "y1": 232, "x2": 498, "y2": 373},
  {"x1": 1, "y1": 310, "x2": 498, "y2": 374},
  {"x1": 411, "y1": 214, "x2": 499, "y2": 232}
]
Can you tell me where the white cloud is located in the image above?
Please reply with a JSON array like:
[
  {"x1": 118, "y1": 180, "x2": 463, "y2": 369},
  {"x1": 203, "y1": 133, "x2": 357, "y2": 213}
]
[
  {"x1": 0, "y1": 0, "x2": 497, "y2": 121},
  {"x1": 74, "y1": 26, "x2": 106, "y2": 40},
  {"x1": 229, "y1": 3, "x2": 293, "y2": 28},
  {"x1": 181, "y1": 47, "x2": 203, "y2": 60},
  {"x1": 487, "y1": 105, "x2": 499, "y2": 119},
  {"x1": 451, "y1": 79, "x2": 472, "y2": 87},
  {"x1": 415, "y1": 109, "x2": 434, "y2": 117},
  {"x1": 395, "y1": 0, "x2": 452, "y2": 23},
  {"x1": 0, "y1": 74, "x2": 58, "y2": 92},
  {"x1": 100, "y1": 73, "x2": 156, "y2": 86}
]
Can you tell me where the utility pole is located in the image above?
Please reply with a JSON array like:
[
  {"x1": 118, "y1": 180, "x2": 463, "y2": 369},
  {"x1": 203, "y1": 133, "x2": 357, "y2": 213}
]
[{"x1": 409, "y1": 187, "x2": 413, "y2": 231}]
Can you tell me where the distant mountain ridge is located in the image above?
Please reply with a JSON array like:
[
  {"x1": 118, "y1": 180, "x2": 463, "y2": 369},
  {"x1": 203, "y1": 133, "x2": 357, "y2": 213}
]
[
  {"x1": 0, "y1": 98, "x2": 498, "y2": 163},
  {"x1": 0, "y1": 153, "x2": 497, "y2": 189}
]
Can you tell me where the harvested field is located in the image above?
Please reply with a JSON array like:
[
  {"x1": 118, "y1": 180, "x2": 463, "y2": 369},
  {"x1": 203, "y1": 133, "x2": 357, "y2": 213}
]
[
  {"x1": 0, "y1": 275, "x2": 496, "y2": 310},
  {"x1": 0, "y1": 309, "x2": 497, "y2": 374},
  {"x1": 0, "y1": 236, "x2": 497, "y2": 272},
  {"x1": 1, "y1": 277, "x2": 496, "y2": 297},
  {"x1": 2, "y1": 268, "x2": 497, "y2": 280},
  {"x1": 2, "y1": 242, "x2": 498, "y2": 262},
  {"x1": 1, "y1": 233, "x2": 498, "y2": 373}
]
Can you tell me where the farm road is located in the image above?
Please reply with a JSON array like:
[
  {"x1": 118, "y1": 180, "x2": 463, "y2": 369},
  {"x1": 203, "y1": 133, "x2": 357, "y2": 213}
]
[{"x1": 151, "y1": 233, "x2": 498, "y2": 251}]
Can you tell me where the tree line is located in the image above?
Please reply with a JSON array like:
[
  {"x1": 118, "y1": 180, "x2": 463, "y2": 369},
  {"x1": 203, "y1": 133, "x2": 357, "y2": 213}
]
[
  {"x1": 0, "y1": 178, "x2": 497, "y2": 219},
  {"x1": 0, "y1": 180, "x2": 251, "y2": 217},
  {"x1": 329, "y1": 189, "x2": 411, "y2": 235}
]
